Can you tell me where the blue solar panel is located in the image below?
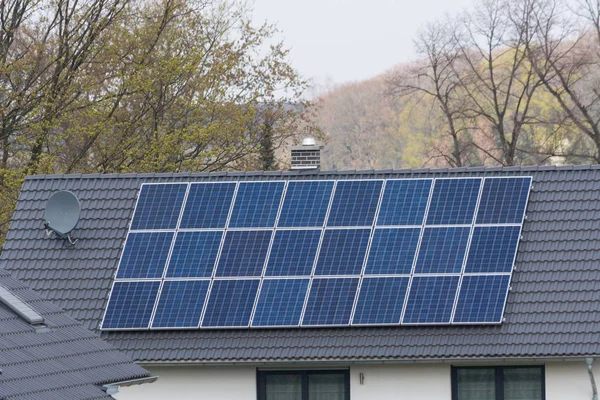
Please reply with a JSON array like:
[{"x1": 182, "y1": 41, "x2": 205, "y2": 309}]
[
  {"x1": 266, "y1": 230, "x2": 321, "y2": 276},
  {"x1": 352, "y1": 277, "x2": 409, "y2": 324},
  {"x1": 426, "y1": 178, "x2": 481, "y2": 225},
  {"x1": 415, "y1": 227, "x2": 470, "y2": 274},
  {"x1": 116, "y1": 232, "x2": 173, "y2": 279},
  {"x1": 315, "y1": 229, "x2": 370, "y2": 275},
  {"x1": 377, "y1": 179, "x2": 432, "y2": 226},
  {"x1": 252, "y1": 279, "x2": 309, "y2": 326},
  {"x1": 327, "y1": 180, "x2": 383, "y2": 226},
  {"x1": 302, "y1": 278, "x2": 359, "y2": 326},
  {"x1": 453, "y1": 275, "x2": 510, "y2": 323},
  {"x1": 477, "y1": 177, "x2": 531, "y2": 224},
  {"x1": 278, "y1": 181, "x2": 334, "y2": 227},
  {"x1": 403, "y1": 276, "x2": 460, "y2": 324},
  {"x1": 202, "y1": 279, "x2": 259, "y2": 327},
  {"x1": 228, "y1": 182, "x2": 284, "y2": 228},
  {"x1": 179, "y1": 183, "x2": 235, "y2": 229},
  {"x1": 102, "y1": 281, "x2": 160, "y2": 329},
  {"x1": 216, "y1": 230, "x2": 271, "y2": 277},
  {"x1": 131, "y1": 184, "x2": 187, "y2": 230},
  {"x1": 151, "y1": 280, "x2": 209, "y2": 328},
  {"x1": 166, "y1": 231, "x2": 222, "y2": 278},
  {"x1": 365, "y1": 228, "x2": 420, "y2": 275},
  {"x1": 465, "y1": 226, "x2": 521, "y2": 273}
]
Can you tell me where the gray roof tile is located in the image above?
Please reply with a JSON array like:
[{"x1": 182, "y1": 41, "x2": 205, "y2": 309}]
[{"x1": 3, "y1": 165, "x2": 600, "y2": 363}]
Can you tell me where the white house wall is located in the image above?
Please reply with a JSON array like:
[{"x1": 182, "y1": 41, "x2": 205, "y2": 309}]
[{"x1": 115, "y1": 361, "x2": 595, "y2": 400}]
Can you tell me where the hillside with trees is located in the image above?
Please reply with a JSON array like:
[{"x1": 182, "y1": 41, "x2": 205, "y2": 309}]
[{"x1": 318, "y1": 0, "x2": 600, "y2": 170}]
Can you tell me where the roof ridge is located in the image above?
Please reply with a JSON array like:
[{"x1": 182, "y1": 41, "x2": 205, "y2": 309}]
[{"x1": 23, "y1": 164, "x2": 600, "y2": 181}]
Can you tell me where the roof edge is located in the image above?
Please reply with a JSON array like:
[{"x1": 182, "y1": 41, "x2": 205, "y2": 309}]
[{"x1": 22, "y1": 164, "x2": 600, "y2": 181}]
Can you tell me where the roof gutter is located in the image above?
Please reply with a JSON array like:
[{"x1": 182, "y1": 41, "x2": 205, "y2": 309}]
[
  {"x1": 137, "y1": 355, "x2": 600, "y2": 367},
  {"x1": 102, "y1": 376, "x2": 158, "y2": 396}
]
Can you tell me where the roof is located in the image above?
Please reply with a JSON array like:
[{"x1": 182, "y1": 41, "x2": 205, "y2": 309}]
[
  {"x1": 2, "y1": 165, "x2": 600, "y2": 364},
  {"x1": 0, "y1": 267, "x2": 151, "y2": 399}
]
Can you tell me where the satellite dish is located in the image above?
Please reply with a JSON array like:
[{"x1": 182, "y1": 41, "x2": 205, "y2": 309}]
[{"x1": 44, "y1": 190, "x2": 80, "y2": 244}]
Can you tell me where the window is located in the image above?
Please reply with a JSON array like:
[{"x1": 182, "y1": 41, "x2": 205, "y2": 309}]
[
  {"x1": 257, "y1": 370, "x2": 350, "y2": 400},
  {"x1": 452, "y1": 366, "x2": 545, "y2": 400}
]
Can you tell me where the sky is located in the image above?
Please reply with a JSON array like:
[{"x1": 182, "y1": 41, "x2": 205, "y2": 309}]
[{"x1": 252, "y1": 0, "x2": 476, "y2": 90}]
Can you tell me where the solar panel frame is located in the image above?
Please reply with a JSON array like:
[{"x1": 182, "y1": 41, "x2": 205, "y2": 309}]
[
  {"x1": 100, "y1": 280, "x2": 161, "y2": 330},
  {"x1": 102, "y1": 175, "x2": 532, "y2": 330}
]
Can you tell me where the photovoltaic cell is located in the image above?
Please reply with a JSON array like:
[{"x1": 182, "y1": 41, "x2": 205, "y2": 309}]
[
  {"x1": 314, "y1": 229, "x2": 370, "y2": 275},
  {"x1": 278, "y1": 181, "x2": 334, "y2": 227},
  {"x1": 116, "y1": 232, "x2": 173, "y2": 279},
  {"x1": 252, "y1": 279, "x2": 309, "y2": 326},
  {"x1": 302, "y1": 278, "x2": 359, "y2": 326},
  {"x1": 179, "y1": 183, "x2": 235, "y2": 229},
  {"x1": 202, "y1": 279, "x2": 259, "y2": 327},
  {"x1": 228, "y1": 182, "x2": 284, "y2": 228},
  {"x1": 327, "y1": 180, "x2": 383, "y2": 226},
  {"x1": 216, "y1": 230, "x2": 272, "y2": 277},
  {"x1": 453, "y1": 275, "x2": 510, "y2": 323},
  {"x1": 377, "y1": 179, "x2": 432, "y2": 226},
  {"x1": 102, "y1": 281, "x2": 160, "y2": 329},
  {"x1": 266, "y1": 230, "x2": 321, "y2": 276},
  {"x1": 426, "y1": 178, "x2": 481, "y2": 225},
  {"x1": 352, "y1": 277, "x2": 409, "y2": 325},
  {"x1": 403, "y1": 276, "x2": 460, "y2": 324},
  {"x1": 165, "y1": 231, "x2": 222, "y2": 278},
  {"x1": 365, "y1": 228, "x2": 420, "y2": 275},
  {"x1": 477, "y1": 177, "x2": 531, "y2": 224},
  {"x1": 465, "y1": 226, "x2": 521, "y2": 273},
  {"x1": 131, "y1": 184, "x2": 187, "y2": 230},
  {"x1": 151, "y1": 280, "x2": 209, "y2": 328},
  {"x1": 415, "y1": 227, "x2": 470, "y2": 274}
]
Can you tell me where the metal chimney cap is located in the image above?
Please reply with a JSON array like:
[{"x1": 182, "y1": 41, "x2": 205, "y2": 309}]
[{"x1": 302, "y1": 137, "x2": 316, "y2": 146}]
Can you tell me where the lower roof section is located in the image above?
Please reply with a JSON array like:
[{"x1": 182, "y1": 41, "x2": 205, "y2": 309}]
[{"x1": 3, "y1": 165, "x2": 600, "y2": 363}]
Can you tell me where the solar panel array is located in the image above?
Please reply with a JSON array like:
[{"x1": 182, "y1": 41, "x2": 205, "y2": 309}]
[{"x1": 101, "y1": 176, "x2": 531, "y2": 330}]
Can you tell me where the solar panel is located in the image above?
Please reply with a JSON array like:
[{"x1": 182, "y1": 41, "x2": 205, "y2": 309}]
[
  {"x1": 266, "y1": 230, "x2": 321, "y2": 276},
  {"x1": 278, "y1": 181, "x2": 334, "y2": 227},
  {"x1": 103, "y1": 175, "x2": 531, "y2": 330},
  {"x1": 102, "y1": 281, "x2": 160, "y2": 329},
  {"x1": 377, "y1": 179, "x2": 432, "y2": 226},
  {"x1": 426, "y1": 178, "x2": 481, "y2": 225},
  {"x1": 180, "y1": 183, "x2": 235, "y2": 229},
  {"x1": 465, "y1": 226, "x2": 521, "y2": 273},
  {"x1": 166, "y1": 231, "x2": 222, "y2": 278},
  {"x1": 327, "y1": 180, "x2": 383, "y2": 226},
  {"x1": 314, "y1": 229, "x2": 370, "y2": 275},
  {"x1": 365, "y1": 228, "x2": 420, "y2": 275},
  {"x1": 453, "y1": 275, "x2": 510, "y2": 323},
  {"x1": 202, "y1": 279, "x2": 259, "y2": 327},
  {"x1": 131, "y1": 184, "x2": 187, "y2": 230},
  {"x1": 352, "y1": 277, "x2": 409, "y2": 325},
  {"x1": 415, "y1": 227, "x2": 470, "y2": 274},
  {"x1": 228, "y1": 182, "x2": 285, "y2": 228},
  {"x1": 116, "y1": 232, "x2": 173, "y2": 279},
  {"x1": 302, "y1": 278, "x2": 359, "y2": 326},
  {"x1": 252, "y1": 279, "x2": 309, "y2": 327},
  {"x1": 151, "y1": 280, "x2": 209, "y2": 328},
  {"x1": 403, "y1": 276, "x2": 460, "y2": 324},
  {"x1": 215, "y1": 230, "x2": 272, "y2": 277}
]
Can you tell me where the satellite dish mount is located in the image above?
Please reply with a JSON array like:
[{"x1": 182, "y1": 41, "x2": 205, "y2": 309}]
[{"x1": 44, "y1": 190, "x2": 81, "y2": 245}]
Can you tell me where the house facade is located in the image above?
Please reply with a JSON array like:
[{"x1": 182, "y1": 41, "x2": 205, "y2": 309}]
[{"x1": 3, "y1": 165, "x2": 600, "y2": 400}]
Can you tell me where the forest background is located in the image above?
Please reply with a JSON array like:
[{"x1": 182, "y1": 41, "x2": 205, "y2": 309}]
[{"x1": 0, "y1": 0, "x2": 598, "y2": 241}]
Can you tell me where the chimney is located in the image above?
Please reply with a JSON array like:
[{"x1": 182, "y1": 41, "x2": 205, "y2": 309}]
[{"x1": 290, "y1": 138, "x2": 323, "y2": 170}]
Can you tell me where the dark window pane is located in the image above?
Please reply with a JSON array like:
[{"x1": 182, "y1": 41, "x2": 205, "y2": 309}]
[
  {"x1": 265, "y1": 374, "x2": 302, "y2": 400},
  {"x1": 504, "y1": 368, "x2": 543, "y2": 400},
  {"x1": 456, "y1": 368, "x2": 496, "y2": 400},
  {"x1": 308, "y1": 373, "x2": 346, "y2": 400}
]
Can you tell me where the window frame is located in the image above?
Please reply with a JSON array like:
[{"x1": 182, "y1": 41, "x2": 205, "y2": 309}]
[
  {"x1": 451, "y1": 365, "x2": 546, "y2": 400},
  {"x1": 257, "y1": 369, "x2": 351, "y2": 400}
]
